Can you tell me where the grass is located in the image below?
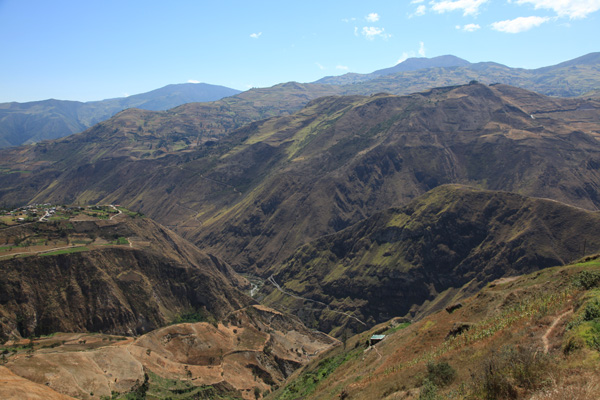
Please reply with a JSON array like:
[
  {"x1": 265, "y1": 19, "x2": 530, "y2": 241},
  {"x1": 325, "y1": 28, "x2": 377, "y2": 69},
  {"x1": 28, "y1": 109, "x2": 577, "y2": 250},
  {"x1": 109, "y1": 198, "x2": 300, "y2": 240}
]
[
  {"x1": 117, "y1": 207, "x2": 144, "y2": 218},
  {"x1": 384, "y1": 322, "x2": 411, "y2": 335},
  {"x1": 276, "y1": 348, "x2": 361, "y2": 400},
  {"x1": 106, "y1": 369, "x2": 241, "y2": 400},
  {"x1": 114, "y1": 237, "x2": 129, "y2": 245},
  {"x1": 40, "y1": 246, "x2": 89, "y2": 256}
]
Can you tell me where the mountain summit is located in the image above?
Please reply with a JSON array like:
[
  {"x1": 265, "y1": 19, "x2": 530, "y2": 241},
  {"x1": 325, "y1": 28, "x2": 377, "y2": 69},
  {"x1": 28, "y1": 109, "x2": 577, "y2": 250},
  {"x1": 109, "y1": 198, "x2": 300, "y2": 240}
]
[{"x1": 371, "y1": 55, "x2": 471, "y2": 76}]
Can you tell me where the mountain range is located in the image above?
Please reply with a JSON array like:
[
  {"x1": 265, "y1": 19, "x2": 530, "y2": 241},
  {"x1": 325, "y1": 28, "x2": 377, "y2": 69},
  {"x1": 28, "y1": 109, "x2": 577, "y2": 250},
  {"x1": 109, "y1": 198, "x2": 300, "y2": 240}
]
[
  {"x1": 2, "y1": 52, "x2": 600, "y2": 399},
  {"x1": 1, "y1": 52, "x2": 600, "y2": 151},
  {"x1": 0, "y1": 83, "x2": 241, "y2": 148},
  {"x1": 316, "y1": 52, "x2": 600, "y2": 99},
  {"x1": 3, "y1": 82, "x2": 599, "y2": 272}
]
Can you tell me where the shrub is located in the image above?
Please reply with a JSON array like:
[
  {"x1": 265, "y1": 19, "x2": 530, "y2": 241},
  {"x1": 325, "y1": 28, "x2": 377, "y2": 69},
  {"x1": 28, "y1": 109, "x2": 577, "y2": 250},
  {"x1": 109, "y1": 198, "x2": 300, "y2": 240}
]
[
  {"x1": 563, "y1": 335, "x2": 584, "y2": 355},
  {"x1": 471, "y1": 346, "x2": 552, "y2": 399},
  {"x1": 419, "y1": 379, "x2": 440, "y2": 400},
  {"x1": 574, "y1": 271, "x2": 600, "y2": 290},
  {"x1": 426, "y1": 360, "x2": 456, "y2": 387},
  {"x1": 583, "y1": 299, "x2": 600, "y2": 321}
]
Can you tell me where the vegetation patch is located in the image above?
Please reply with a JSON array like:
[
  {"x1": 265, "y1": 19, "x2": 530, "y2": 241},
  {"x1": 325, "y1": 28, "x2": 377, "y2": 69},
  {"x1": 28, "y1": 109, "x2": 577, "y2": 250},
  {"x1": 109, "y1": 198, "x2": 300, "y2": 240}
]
[
  {"x1": 104, "y1": 369, "x2": 241, "y2": 400},
  {"x1": 276, "y1": 349, "x2": 360, "y2": 400},
  {"x1": 171, "y1": 308, "x2": 218, "y2": 327},
  {"x1": 39, "y1": 246, "x2": 89, "y2": 256}
]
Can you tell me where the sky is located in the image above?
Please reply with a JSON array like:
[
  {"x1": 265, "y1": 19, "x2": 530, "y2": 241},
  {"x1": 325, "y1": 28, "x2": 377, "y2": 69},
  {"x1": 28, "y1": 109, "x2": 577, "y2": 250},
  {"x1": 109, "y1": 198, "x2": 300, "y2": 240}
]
[{"x1": 0, "y1": 0, "x2": 599, "y2": 103}]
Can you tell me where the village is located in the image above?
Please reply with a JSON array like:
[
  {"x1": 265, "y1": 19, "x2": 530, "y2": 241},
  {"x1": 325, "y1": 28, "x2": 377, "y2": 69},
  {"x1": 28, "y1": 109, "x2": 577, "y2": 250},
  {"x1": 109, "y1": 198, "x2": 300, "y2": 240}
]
[
  {"x1": 0, "y1": 204, "x2": 125, "y2": 225},
  {"x1": 0, "y1": 204, "x2": 139, "y2": 260}
]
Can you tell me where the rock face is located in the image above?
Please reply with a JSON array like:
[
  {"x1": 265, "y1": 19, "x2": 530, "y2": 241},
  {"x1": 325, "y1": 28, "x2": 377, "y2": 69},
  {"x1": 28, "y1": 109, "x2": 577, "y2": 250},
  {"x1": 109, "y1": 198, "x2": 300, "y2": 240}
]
[
  {"x1": 3, "y1": 306, "x2": 337, "y2": 400},
  {"x1": 0, "y1": 216, "x2": 252, "y2": 339},
  {"x1": 261, "y1": 186, "x2": 600, "y2": 334}
]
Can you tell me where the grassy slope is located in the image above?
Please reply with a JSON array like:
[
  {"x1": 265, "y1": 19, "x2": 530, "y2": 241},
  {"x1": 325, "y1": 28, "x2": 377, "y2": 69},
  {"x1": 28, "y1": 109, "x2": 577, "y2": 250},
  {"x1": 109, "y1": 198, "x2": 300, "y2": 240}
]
[
  {"x1": 268, "y1": 258, "x2": 600, "y2": 400},
  {"x1": 260, "y1": 185, "x2": 600, "y2": 336}
]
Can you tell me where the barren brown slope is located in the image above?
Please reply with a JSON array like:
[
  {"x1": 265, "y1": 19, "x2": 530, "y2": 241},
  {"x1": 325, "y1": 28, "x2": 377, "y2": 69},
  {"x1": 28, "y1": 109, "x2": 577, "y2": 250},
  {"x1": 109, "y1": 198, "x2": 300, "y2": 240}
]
[
  {"x1": 260, "y1": 185, "x2": 600, "y2": 335},
  {"x1": 2, "y1": 305, "x2": 337, "y2": 400},
  {"x1": 0, "y1": 366, "x2": 77, "y2": 400},
  {"x1": 0, "y1": 214, "x2": 252, "y2": 340},
  {"x1": 1, "y1": 83, "x2": 600, "y2": 273}
]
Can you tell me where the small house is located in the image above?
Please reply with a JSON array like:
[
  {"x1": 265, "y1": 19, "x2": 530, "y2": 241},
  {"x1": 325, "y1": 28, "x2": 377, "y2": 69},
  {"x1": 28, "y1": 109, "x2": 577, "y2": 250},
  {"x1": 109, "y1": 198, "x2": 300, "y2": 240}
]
[{"x1": 370, "y1": 334, "x2": 386, "y2": 346}]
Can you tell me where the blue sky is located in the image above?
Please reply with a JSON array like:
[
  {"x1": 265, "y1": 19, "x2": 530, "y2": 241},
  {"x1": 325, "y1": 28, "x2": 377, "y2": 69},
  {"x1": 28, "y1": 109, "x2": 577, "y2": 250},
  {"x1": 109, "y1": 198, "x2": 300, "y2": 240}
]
[{"x1": 0, "y1": 0, "x2": 598, "y2": 103}]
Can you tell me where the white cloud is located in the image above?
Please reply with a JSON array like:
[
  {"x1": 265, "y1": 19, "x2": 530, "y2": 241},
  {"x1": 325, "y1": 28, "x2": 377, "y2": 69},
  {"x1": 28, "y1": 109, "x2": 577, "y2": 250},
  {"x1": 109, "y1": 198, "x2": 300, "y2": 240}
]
[
  {"x1": 250, "y1": 32, "x2": 262, "y2": 39},
  {"x1": 361, "y1": 26, "x2": 391, "y2": 40},
  {"x1": 354, "y1": 26, "x2": 359, "y2": 36},
  {"x1": 491, "y1": 15, "x2": 550, "y2": 33},
  {"x1": 457, "y1": 23, "x2": 481, "y2": 31},
  {"x1": 342, "y1": 17, "x2": 357, "y2": 23},
  {"x1": 411, "y1": 5, "x2": 427, "y2": 16},
  {"x1": 366, "y1": 12, "x2": 380, "y2": 22},
  {"x1": 430, "y1": 0, "x2": 488, "y2": 16},
  {"x1": 418, "y1": 41, "x2": 426, "y2": 57},
  {"x1": 336, "y1": 65, "x2": 349, "y2": 70},
  {"x1": 397, "y1": 52, "x2": 414, "y2": 64},
  {"x1": 187, "y1": 80, "x2": 200, "y2": 83},
  {"x1": 411, "y1": 0, "x2": 425, "y2": 3},
  {"x1": 316, "y1": 62, "x2": 326, "y2": 70},
  {"x1": 513, "y1": 0, "x2": 600, "y2": 19}
]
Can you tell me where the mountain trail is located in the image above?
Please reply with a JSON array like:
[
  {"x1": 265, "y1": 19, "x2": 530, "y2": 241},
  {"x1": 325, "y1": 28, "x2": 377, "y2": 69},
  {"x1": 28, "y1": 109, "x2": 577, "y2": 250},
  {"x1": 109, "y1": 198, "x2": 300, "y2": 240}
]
[{"x1": 543, "y1": 309, "x2": 572, "y2": 353}]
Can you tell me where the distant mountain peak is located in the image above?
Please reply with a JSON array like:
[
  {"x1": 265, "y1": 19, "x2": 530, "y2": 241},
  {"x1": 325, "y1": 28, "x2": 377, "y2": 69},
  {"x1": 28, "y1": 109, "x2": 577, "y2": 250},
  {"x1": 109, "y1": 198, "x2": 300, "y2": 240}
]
[
  {"x1": 315, "y1": 54, "x2": 471, "y2": 84},
  {"x1": 372, "y1": 54, "x2": 471, "y2": 76}
]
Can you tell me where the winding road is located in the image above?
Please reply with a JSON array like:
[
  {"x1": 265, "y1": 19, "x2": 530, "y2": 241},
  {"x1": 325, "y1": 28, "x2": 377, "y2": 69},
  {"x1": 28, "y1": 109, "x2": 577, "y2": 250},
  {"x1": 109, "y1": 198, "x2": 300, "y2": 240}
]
[{"x1": 267, "y1": 275, "x2": 366, "y2": 326}]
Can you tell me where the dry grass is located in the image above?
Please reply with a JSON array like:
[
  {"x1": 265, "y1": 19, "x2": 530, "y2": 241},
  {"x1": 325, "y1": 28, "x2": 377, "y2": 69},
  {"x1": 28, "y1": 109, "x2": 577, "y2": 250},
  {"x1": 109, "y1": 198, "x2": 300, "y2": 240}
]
[{"x1": 530, "y1": 373, "x2": 600, "y2": 400}]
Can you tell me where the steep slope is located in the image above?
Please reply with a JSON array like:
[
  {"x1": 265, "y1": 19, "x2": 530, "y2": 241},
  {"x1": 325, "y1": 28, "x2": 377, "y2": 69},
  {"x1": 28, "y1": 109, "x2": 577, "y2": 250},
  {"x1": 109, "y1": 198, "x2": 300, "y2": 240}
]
[
  {"x1": 1, "y1": 305, "x2": 337, "y2": 400},
  {"x1": 0, "y1": 83, "x2": 241, "y2": 148},
  {"x1": 268, "y1": 259, "x2": 600, "y2": 400},
  {"x1": 0, "y1": 211, "x2": 252, "y2": 340},
  {"x1": 1, "y1": 83, "x2": 600, "y2": 274},
  {"x1": 260, "y1": 185, "x2": 600, "y2": 335}
]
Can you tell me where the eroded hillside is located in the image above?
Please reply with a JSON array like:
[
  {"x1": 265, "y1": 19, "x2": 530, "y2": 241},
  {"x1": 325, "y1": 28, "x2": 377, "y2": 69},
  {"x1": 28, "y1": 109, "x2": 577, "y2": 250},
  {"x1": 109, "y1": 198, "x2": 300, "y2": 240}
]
[{"x1": 0, "y1": 207, "x2": 252, "y2": 339}]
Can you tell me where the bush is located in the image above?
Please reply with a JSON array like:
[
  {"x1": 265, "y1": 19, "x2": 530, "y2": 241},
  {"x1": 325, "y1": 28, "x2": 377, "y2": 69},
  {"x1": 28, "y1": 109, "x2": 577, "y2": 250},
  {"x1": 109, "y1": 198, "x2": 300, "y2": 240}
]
[
  {"x1": 426, "y1": 360, "x2": 456, "y2": 387},
  {"x1": 471, "y1": 346, "x2": 552, "y2": 399},
  {"x1": 574, "y1": 271, "x2": 600, "y2": 290},
  {"x1": 583, "y1": 299, "x2": 600, "y2": 321},
  {"x1": 419, "y1": 379, "x2": 441, "y2": 400}
]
